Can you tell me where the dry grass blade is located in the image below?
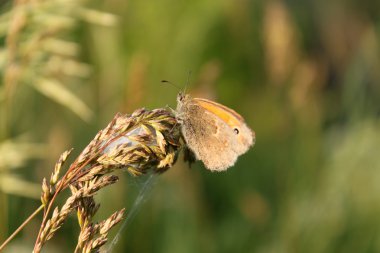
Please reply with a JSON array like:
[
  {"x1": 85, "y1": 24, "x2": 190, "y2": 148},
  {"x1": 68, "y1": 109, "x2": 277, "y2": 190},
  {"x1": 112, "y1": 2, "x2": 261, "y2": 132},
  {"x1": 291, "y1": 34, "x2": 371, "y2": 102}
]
[
  {"x1": 33, "y1": 78, "x2": 93, "y2": 122},
  {"x1": 0, "y1": 0, "x2": 118, "y2": 122},
  {"x1": 0, "y1": 140, "x2": 46, "y2": 199},
  {"x1": 0, "y1": 140, "x2": 46, "y2": 170},
  {"x1": 0, "y1": 174, "x2": 41, "y2": 199}
]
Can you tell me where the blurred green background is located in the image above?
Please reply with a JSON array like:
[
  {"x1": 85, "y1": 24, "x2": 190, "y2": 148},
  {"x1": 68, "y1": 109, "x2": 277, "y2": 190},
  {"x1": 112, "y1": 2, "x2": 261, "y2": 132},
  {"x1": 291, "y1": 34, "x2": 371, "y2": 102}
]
[{"x1": 1, "y1": 0, "x2": 380, "y2": 252}]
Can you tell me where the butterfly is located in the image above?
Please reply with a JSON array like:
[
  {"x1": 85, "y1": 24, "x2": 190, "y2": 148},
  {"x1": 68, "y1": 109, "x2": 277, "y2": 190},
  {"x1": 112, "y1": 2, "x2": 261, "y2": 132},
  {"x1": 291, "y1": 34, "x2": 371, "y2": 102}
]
[{"x1": 176, "y1": 93, "x2": 255, "y2": 171}]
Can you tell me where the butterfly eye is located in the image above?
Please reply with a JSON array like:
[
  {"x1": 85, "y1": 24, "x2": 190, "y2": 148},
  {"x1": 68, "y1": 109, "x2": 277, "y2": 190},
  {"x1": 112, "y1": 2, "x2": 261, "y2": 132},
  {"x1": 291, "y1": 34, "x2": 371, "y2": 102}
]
[
  {"x1": 178, "y1": 93, "x2": 185, "y2": 102},
  {"x1": 234, "y1": 128, "x2": 239, "y2": 135}
]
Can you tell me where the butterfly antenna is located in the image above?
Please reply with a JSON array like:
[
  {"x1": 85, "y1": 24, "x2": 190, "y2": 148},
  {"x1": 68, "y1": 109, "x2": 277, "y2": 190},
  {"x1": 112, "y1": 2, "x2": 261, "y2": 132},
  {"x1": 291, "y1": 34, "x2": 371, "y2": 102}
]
[
  {"x1": 162, "y1": 71, "x2": 192, "y2": 94},
  {"x1": 161, "y1": 80, "x2": 181, "y2": 92},
  {"x1": 184, "y1": 70, "x2": 192, "y2": 94}
]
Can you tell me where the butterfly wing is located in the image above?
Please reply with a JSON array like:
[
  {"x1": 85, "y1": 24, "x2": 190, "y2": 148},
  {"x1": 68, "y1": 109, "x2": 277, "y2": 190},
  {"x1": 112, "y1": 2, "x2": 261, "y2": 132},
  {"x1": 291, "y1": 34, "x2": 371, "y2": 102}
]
[
  {"x1": 179, "y1": 101, "x2": 240, "y2": 171},
  {"x1": 194, "y1": 98, "x2": 254, "y2": 155}
]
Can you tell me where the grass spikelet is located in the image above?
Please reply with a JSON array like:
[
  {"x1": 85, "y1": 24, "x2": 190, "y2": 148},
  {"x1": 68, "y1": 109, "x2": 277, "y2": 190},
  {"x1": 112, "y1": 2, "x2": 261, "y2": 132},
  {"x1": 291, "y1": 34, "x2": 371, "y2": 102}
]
[{"x1": 26, "y1": 108, "x2": 180, "y2": 252}]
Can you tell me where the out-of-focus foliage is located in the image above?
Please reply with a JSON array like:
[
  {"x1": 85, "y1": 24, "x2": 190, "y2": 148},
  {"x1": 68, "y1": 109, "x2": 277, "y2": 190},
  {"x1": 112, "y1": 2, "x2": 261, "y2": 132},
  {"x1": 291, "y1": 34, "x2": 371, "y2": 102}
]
[{"x1": 0, "y1": 0, "x2": 379, "y2": 252}]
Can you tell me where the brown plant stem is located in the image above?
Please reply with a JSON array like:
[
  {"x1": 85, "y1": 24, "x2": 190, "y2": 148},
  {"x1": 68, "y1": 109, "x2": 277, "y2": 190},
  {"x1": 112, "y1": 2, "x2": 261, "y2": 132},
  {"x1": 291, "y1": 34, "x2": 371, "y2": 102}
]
[{"x1": 0, "y1": 205, "x2": 44, "y2": 251}]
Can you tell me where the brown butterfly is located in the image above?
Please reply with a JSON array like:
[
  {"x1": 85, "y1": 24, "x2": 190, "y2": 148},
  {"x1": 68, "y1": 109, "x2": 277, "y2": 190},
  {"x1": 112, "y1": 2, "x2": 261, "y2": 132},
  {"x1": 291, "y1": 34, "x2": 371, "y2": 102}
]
[{"x1": 176, "y1": 93, "x2": 255, "y2": 171}]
